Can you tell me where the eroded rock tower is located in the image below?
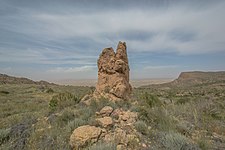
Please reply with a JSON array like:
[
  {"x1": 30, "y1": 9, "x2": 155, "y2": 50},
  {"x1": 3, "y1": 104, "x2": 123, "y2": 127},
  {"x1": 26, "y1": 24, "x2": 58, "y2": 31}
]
[{"x1": 94, "y1": 41, "x2": 132, "y2": 101}]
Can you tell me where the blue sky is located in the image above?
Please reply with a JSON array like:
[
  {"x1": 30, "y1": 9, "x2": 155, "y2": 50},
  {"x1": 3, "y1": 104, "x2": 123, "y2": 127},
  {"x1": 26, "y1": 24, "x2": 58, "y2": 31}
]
[{"x1": 0, "y1": 0, "x2": 225, "y2": 81}]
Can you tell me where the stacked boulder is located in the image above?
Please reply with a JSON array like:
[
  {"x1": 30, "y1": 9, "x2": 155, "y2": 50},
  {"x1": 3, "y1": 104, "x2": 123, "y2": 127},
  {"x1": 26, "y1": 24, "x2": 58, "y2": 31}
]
[{"x1": 69, "y1": 106, "x2": 139, "y2": 150}]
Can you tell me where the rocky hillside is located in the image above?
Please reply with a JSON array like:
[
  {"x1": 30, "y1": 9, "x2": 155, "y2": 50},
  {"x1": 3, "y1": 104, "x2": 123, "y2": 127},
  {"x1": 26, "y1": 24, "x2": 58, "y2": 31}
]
[
  {"x1": 172, "y1": 71, "x2": 225, "y2": 86},
  {"x1": 141, "y1": 71, "x2": 225, "y2": 88},
  {"x1": 0, "y1": 73, "x2": 53, "y2": 85}
]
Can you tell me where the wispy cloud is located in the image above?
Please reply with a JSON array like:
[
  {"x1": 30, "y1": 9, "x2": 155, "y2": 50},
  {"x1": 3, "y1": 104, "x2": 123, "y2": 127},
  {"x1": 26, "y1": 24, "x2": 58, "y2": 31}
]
[
  {"x1": 48, "y1": 66, "x2": 96, "y2": 73},
  {"x1": 0, "y1": 0, "x2": 225, "y2": 80},
  {"x1": 144, "y1": 65, "x2": 179, "y2": 70},
  {"x1": 22, "y1": 2, "x2": 225, "y2": 55},
  {"x1": 1, "y1": 1, "x2": 225, "y2": 55}
]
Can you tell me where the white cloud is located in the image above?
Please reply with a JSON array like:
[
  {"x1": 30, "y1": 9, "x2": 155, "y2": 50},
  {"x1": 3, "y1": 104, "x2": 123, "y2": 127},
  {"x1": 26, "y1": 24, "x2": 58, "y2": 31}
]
[
  {"x1": 0, "y1": 48, "x2": 97, "y2": 65},
  {"x1": 1, "y1": 0, "x2": 225, "y2": 80},
  {"x1": 48, "y1": 66, "x2": 96, "y2": 73},
  {"x1": 19, "y1": 1, "x2": 224, "y2": 55},
  {"x1": 2, "y1": 1, "x2": 225, "y2": 56},
  {"x1": 144, "y1": 65, "x2": 179, "y2": 70}
]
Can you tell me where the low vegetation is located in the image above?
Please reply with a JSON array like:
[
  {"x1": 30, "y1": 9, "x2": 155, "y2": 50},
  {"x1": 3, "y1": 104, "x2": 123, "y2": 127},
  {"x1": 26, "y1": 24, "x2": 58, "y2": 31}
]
[{"x1": 1, "y1": 75, "x2": 225, "y2": 149}]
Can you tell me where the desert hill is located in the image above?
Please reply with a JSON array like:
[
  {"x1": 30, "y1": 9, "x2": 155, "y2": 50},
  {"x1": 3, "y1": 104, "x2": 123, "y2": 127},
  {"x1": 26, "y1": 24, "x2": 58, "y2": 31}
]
[
  {"x1": 141, "y1": 71, "x2": 225, "y2": 88},
  {"x1": 173, "y1": 71, "x2": 225, "y2": 85},
  {"x1": 0, "y1": 73, "x2": 54, "y2": 85}
]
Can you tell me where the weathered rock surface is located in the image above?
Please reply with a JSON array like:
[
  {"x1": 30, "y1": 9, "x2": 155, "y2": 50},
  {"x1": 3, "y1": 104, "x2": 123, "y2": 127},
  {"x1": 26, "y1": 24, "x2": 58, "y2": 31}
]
[
  {"x1": 96, "y1": 106, "x2": 139, "y2": 149},
  {"x1": 111, "y1": 108, "x2": 138, "y2": 125},
  {"x1": 70, "y1": 106, "x2": 140, "y2": 149},
  {"x1": 96, "y1": 116, "x2": 113, "y2": 128},
  {"x1": 98, "y1": 106, "x2": 113, "y2": 116},
  {"x1": 69, "y1": 125, "x2": 102, "y2": 149},
  {"x1": 94, "y1": 41, "x2": 132, "y2": 101}
]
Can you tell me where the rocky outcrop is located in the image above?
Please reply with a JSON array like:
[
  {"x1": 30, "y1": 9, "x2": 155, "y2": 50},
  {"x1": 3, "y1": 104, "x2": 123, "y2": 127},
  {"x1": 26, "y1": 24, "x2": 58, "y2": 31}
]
[
  {"x1": 96, "y1": 106, "x2": 139, "y2": 149},
  {"x1": 69, "y1": 125, "x2": 102, "y2": 149},
  {"x1": 94, "y1": 41, "x2": 132, "y2": 101},
  {"x1": 96, "y1": 116, "x2": 113, "y2": 128},
  {"x1": 97, "y1": 106, "x2": 114, "y2": 116},
  {"x1": 69, "y1": 106, "x2": 141, "y2": 149}
]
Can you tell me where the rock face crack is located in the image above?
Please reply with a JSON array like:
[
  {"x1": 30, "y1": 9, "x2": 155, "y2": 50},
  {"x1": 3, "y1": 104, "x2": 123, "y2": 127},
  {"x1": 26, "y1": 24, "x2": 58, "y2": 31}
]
[{"x1": 94, "y1": 41, "x2": 132, "y2": 101}]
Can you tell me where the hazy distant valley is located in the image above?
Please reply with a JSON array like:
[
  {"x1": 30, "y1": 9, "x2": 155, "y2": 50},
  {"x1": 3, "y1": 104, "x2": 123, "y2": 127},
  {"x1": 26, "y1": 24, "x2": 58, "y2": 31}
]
[{"x1": 53, "y1": 78, "x2": 173, "y2": 87}]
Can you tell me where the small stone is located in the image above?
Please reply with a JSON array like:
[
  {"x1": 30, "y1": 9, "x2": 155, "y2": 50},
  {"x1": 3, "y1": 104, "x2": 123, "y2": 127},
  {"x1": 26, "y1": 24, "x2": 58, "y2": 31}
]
[
  {"x1": 70, "y1": 125, "x2": 102, "y2": 149},
  {"x1": 121, "y1": 113, "x2": 129, "y2": 121},
  {"x1": 96, "y1": 117, "x2": 113, "y2": 128},
  {"x1": 114, "y1": 128, "x2": 127, "y2": 144},
  {"x1": 142, "y1": 143, "x2": 147, "y2": 148},
  {"x1": 111, "y1": 108, "x2": 123, "y2": 118},
  {"x1": 117, "y1": 144, "x2": 127, "y2": 150},
  {"x1": 99, "y1": 106, "x2": 113, "y2": 116},
  {"x1": 123, "y1": 124, "x2": 134, "y2": 133},
  {"x1": 104, "y1": 133, "x2": 114, "y2": 142},
  {"x1": 120, "y1": 111, "x2": 137, "y2": 123}
]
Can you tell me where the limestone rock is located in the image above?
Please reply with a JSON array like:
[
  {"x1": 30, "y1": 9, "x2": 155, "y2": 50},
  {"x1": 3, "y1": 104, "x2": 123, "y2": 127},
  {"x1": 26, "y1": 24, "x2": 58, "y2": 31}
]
[
  {"x1": 111, "y1": 108, "x2": 123, "y2": 118},
  {"x1": 96, "y1": 116, "x2": 113, "y2": 128},
  {"x1": 117, "y1": 144, "x2": 127, "y2": 150},
  {"x1": 120, "y1": 111, "x2": 137, "y2": 124},
  {"x1": 99, "y1": 106, "x2": 113, "y2": 116},
  {"x1": 114, "y1": 128, "x2": 128, "y2": 144},
  {"x1": 94, "y1": 41, "x2": 132, "y2": 101},
  {"x1": 69, "y1": 125, "x2": 102, "y2": 149},
  {"x1": 111, "y1": 109, "x2": 137, "y2": 125},
  {"x1": 80, "y1": 94, "x2": 93, "y2": 105}
]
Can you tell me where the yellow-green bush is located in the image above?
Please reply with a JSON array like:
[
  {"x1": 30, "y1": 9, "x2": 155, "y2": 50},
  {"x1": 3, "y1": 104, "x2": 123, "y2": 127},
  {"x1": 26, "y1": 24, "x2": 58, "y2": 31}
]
[{"x1": 49, "y1": 92, "x2": 79, "y2": 111}]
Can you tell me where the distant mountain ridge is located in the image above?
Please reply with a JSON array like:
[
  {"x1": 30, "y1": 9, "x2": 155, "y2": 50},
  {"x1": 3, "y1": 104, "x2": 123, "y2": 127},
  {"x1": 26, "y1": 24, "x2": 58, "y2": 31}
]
[
  {"x1": 1, "y1": 71, "x2": 225, "y2": 87},
  {"x1": 172, "y1": 71, "x2": 225, "y2": 85},
  {"x1": 0, "y1": 73, "x2": 54, "y2": 85},
  {"x1": 141, "y1": 71, "x2": 225, "y2": 88}
]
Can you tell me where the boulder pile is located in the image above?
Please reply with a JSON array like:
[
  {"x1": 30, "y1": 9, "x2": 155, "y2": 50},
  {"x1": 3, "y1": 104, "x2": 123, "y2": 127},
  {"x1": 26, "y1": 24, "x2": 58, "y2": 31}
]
[{"x1": 69, "y1": 106, "x2": 140, "y2": 150}]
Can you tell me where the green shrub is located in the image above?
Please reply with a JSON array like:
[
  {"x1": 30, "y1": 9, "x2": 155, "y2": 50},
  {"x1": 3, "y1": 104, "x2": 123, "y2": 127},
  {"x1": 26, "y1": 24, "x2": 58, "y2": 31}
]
[
  {"x1": 176, "y1": 97, "x2": 190, "y2": 105},
  {"x1": 141, "y1": 92, "x2": 162, "y2": 108},
  {"x1": 78, "y1": 107, "x2": 94, "y2": 122},
  {"x1": 134, "y1": 120, "x2": 148, "y2": 135},
  {"x1": 67, "y1": 118, "x2": 87, "y2": 132},
  {"x1": 8, "y1": 120, "x2": 34, "y2": 150},
  {"x1": 115, "y1": 100, "x2": 131, "y2": 110},
  {"x1": 49, "y1": 98, "x2": 58, "y2": 110},
  {"x1": 0, "y1": 128, "x2": 10, "y2": 144},
  {"x1": 88, "y1": 141, "x2": 116, "y2": 150},
  {"x1": 46, "y1": 88, "x2": 54, "y2": 93},
  {"x1": 0, "y1": 90, "x2": 9, "y2": 94},
  {"x1": 198, "y1": 138, "x2": 210, "y2": 150},
  {"x1": 49, "y1": 92, "x2": 79, "y2": 111},
  {"x1": 137, "y1": 107, "x2": 176, "y2": 131},
  {"x1": 56, "y1": 108, "x2": 75, "y2": 126},
  {"x1": 160, "y1": 132, "x2": 191, "y2": 150},
  {"x1": 155, "y1": 109, "x2": 176, "y2": 131},
  {"x1": 137, "y1": 106, "x2": 152, "y2": 124},
  {"x1": 89, "y1": 98, "x2": 116, "y2": 112}
]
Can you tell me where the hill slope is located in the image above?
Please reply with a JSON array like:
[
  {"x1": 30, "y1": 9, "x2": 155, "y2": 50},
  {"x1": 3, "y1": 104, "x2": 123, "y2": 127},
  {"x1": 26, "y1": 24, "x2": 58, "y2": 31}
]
[
  {"x1": 173, "y1": 71, "x2": 225, "y2": 85},
  {"x1": 0, "y1": 72, "x2": 225, "y2": 149},
  {"x1": 141, "y1": 71, "x2": 225, "y2": 88},
  {"x1": 0, "y1": 74, "x2": 54, "y2": 85}
]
